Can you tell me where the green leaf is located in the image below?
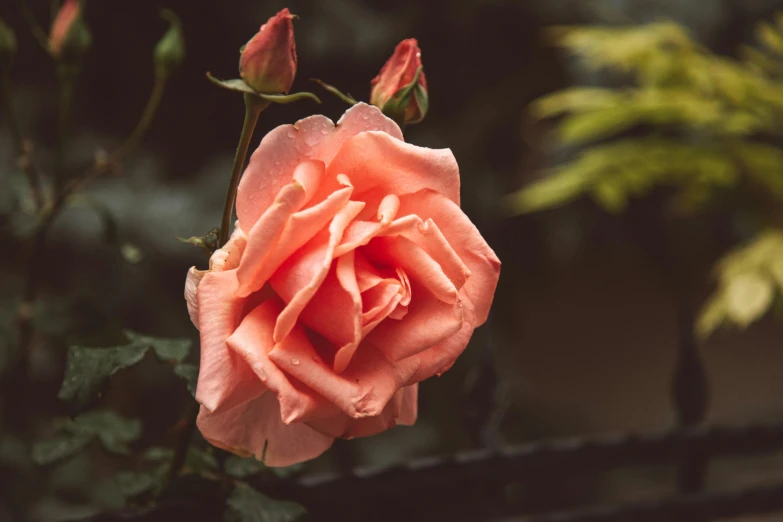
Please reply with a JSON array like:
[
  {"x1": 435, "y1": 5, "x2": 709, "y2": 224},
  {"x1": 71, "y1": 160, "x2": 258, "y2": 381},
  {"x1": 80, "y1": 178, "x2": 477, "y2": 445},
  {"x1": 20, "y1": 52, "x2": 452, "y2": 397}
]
[
  {"x1": 72, "y1": 410, "x2": 142, "y2": 455},
  {"x1": 725, "y1": 272, "x2": 774, "y2": 327},
  {"x1": 174, "y1": 363, "x2": 198, "y2": 396},
  {"x1": 32, "y1": 410, "x2": 141, "y2": 465},
  {"x1": 114, "y1": 470, "x2": 156, "y2": 498},
  {"x1": 124, "y1": 330, "x2": 191, "y2": 363},
  {"x1": 58, "y1": 332, "x2": 192, "y2": 410},
  {"x1": 31, "y1": 433, "x2": 92, "y2": 466},
  {"x1": 225, "y1": 483, "x2": 307, "y2": 522},
  {"x1": 696, "y1": 295, "x2": 728, "y2": 339},
  {"x1": 58, "y1": 343, "x2": 148, "y2": 411},
  {"x1": 186, "y1": 447, "x2": 218, "y2": 475}
]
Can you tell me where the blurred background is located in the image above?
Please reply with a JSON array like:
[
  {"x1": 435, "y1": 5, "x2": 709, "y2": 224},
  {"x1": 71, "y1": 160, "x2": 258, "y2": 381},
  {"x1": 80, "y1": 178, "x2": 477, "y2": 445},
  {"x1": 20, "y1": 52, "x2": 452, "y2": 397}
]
[{"x1": 3, "y1": 0, "x2": 783, "y2": 521}]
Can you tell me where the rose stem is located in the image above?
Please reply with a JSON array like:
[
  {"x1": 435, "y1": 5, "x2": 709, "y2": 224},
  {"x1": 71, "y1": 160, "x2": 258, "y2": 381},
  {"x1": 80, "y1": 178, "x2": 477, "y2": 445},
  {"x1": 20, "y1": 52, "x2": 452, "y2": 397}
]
[
  {"x1": 8, "y1": 72, "x2": 170, "y2": 431},
  {"x1": 217, "y1": 93, "x2": 268, "y2": 248}
]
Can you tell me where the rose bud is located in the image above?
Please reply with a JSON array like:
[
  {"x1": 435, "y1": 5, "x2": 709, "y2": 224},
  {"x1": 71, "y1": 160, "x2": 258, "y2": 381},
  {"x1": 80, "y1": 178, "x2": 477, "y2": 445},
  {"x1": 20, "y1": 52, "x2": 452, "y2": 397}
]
[
  {"x1": 239, "y1": 8, "x2": 297, "y2": 94},
  {"x1": 370, "y1": 38, "x2": 428, "y2": 125},
  {"x1": 49, "y1": 0, "x2": 91, "y2": 60}
]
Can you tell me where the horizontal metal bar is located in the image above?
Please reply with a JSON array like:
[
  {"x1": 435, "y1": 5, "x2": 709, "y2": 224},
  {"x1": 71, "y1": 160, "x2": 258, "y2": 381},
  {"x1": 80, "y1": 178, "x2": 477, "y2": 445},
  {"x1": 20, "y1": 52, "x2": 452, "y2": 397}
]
[{"x1": 516, "y1": 481, "x2": 783, "y2": 522}]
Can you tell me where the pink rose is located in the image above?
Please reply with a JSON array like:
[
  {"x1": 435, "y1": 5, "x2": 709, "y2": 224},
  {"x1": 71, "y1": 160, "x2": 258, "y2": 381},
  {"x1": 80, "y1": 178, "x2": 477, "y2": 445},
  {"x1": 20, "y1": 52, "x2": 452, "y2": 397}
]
[
  {"x1": 370, "y1": 39, "x2": 428, "y2": 124},
  {"x1": 185, "y1": 103, "x2": 500, "y2": 466},
  {"x1": 239, "y1": 8, "x2": 297, "y2": 94}
]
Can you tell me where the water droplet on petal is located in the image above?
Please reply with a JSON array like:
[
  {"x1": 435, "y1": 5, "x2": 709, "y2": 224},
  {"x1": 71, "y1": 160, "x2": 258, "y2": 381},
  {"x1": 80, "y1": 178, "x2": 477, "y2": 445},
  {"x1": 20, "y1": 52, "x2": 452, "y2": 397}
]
[
  {"x1": 361, "y1": 113, "x2": 369, "y2": 120},
  {"x1": 292, "y1": 358, "x2": 300, "y2": 365},
  {"x1": 320, "y1": 128, "x2": 330, "y2": 135},
  {"x1": 286, "y1": 130, "x2": 296, "y2": 139}
]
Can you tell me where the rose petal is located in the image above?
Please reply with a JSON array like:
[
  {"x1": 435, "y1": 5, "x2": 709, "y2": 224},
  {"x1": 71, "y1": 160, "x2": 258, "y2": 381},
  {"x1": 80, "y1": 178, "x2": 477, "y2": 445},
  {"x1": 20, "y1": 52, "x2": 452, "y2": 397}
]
[
  {"x1": 271, "y1": 200, "x2": 365, "y2": 342},
  {"x1": 235, "y1": 180, "x2": 311, "y2": 298},
  {"x1": 364, "y1": 280, "x2": 463, "y2": 362},
  {"x1": 320, "y1": 131, "x2": 460, "y2": 206},
  {"x1": 185, "y1": 267, "x2": 206, "y2": 329},
  {"x1": 363, "y1": 235, "x2": 458, "y2": 305},
  {"x1": 228, "y1": 297, "x2": 340, "y2": 424},
  {"x1": 397, "y1": 190, "x2": 501, "y2": 325},
  {"x1": 269, "y1": 329, "x2": 419, "y2": 419},
  {"x1": 209, "y1": 223, "x2": 247, "y2": 272},
  {"x1": 237, "y1": 170, "x2": 353, "y2": 297},
  {"x1": 196, "y1": 270, "x2": 265, "y2": 413},
  {"x1": 237, "y1": 103, "x2": 402, "y2": 231},
  {"x1": 196, "y1": 394, "x2": 334, "y2": 467}
]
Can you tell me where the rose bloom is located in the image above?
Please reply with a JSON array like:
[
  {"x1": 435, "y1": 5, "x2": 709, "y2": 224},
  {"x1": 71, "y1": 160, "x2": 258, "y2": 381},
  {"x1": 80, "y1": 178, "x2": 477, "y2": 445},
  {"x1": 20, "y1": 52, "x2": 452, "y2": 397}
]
[{"x1": 185, "y1": 103, "x2": 500, "y2": 466}]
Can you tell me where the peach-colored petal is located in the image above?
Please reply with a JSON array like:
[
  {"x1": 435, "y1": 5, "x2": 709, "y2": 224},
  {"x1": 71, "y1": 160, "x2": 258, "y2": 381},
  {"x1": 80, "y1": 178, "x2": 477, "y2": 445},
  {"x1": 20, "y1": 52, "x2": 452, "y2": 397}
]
[
  {"x1": 321, "y1": 131, "x2": 460, "y2": 206},
  {"x1": 271, "y1": 201, "x2": 365, "y2": 342},
  {"x1": 397, "y1": 190, "x2": 501, "y2": 325},
  {"x1": 363, "y1": 235, "x2": 458, "y2": 305},
  {"x1": 196, "y1": 271, "x2": 265, "y2": 413},
  {"x1": 382, "y1": 217, "x2": 471, "y2": 292},
  {"x1": 235, "y1": 180, "x2": 309, "y2": 298},
  {"x1": 397, "y1": 383, "x2": 418, "y2": 425},
  {"x1": 184, "y1": 267, "x2": 206, "y2": 329},
  {"x1": 268, "y1": 326, "x2": 419, "y2": 419},
  {"x1": 364, "y1": 281, "x2": 463, "y2": 362},
  {"x1": 228, "y1": 297, "x2": 340, "y2": 424},
  {"x1": 236, "y1": 103, "x2": 401, "y2": 231},
  {"x1": 209, "y1": 223, "x2": 247, "y2": 272},
  {"x1": 196, "y1": 394, "x2": 334, "y2": 467},
  {"x1": 406, "y1": 299, "x2": 477, "y2": 385}
]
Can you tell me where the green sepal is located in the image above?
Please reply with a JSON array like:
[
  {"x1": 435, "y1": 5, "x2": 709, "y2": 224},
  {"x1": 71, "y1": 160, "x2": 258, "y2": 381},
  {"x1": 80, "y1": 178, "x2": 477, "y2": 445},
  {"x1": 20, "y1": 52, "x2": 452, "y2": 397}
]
[
  {"x1": 178, "y1": 227, "x2": 219, "y2": 255},
  {"x1": 380, "y1": 65, "x2": 426, "y2": 125},
  {"x1": 311, "y1": 78, "x2": 358, "y2": 105},
  {"x1": 206, "y1": 72, "x2": 321, "y2": 104}
]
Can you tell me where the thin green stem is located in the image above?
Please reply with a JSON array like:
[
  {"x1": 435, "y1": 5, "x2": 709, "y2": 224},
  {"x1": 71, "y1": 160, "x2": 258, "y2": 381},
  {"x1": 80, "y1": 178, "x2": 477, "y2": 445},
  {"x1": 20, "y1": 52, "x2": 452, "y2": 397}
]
[
  {"x1": 1, "y1": 71, "x2": 44, "y2": 209},
  {"x1": 55, "y1": 73, "x2": 169, "y2": 206},
  {"x1": 218, "y1": 94, "x2": 268, "y2": 248},
  {"x1": 13, "y1": 71, "x2": 170, "y2": 415}
]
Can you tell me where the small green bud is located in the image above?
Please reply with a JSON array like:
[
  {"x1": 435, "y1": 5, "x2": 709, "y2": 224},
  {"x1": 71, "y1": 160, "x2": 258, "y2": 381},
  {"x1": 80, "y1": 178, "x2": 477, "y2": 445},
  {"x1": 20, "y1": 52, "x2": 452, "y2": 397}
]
[{"x1": 154, "y1": 9, "x2": 185, "y2": 78}]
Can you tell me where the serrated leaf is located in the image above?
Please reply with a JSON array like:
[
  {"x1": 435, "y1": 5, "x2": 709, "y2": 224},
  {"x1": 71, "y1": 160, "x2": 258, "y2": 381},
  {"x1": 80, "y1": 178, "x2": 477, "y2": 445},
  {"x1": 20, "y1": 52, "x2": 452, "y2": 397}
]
[
  {"x1": 225, "y1": 483, "x2": 306, "y2": 522},
  {"x1": 71, "y1": 410, "x2": 142, "y2": 455},
  {"x1": 31, "y1": 433, "x2": 92, "y2": 466},
  {"x1": 58, "y1": 343, "x2": 148, "y2": 411},
  {"x1": 124, "y1": 330, "x2": 191, "y2": 363},
  {"x1": 725, "y1": 272, "x2": 774, "y2": 327},
  {"x1": 174, "y1": 363, "x2": 198, "y2": 396},
  {"x1": 186, "y1": 447, "x2": 218, "y2": 475}
]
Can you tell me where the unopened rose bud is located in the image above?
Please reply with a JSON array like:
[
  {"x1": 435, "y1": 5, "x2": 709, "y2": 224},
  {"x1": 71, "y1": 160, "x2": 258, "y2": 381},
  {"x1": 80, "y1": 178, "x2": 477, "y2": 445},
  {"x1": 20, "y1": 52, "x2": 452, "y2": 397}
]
[
  {"x1": 239, "y1": 8, "x2": 297, "y2": 94},
  {"x1": 0, "y1": 18, "x2": 16, "y2": 70},
  {"x1": 49, "y1": 0, "x2": 91, "y2": 61},
  {"x1": 154, "y1": 9, "x2": 185, "y2": 78},
  {"x1": 371, "y1": 38, "x2": 428, "y2": 125}
]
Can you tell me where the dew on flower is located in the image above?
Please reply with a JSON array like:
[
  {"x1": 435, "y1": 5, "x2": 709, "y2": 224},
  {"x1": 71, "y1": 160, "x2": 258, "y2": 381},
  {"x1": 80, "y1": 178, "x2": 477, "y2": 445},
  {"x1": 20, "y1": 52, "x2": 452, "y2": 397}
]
[{"x1": 291, "y1": 358, "x2": 300, "y2": 365}]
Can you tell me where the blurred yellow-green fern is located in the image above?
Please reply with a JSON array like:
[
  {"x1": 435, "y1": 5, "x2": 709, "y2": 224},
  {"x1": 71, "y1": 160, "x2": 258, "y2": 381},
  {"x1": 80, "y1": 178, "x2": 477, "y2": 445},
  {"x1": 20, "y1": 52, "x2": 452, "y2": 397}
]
[{"x1": 508, "y1": 15, "x2": 783, "y2": 338}]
